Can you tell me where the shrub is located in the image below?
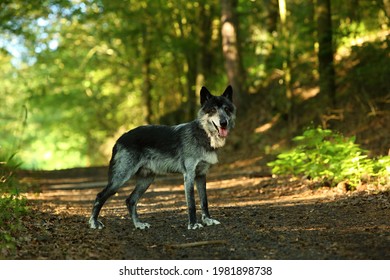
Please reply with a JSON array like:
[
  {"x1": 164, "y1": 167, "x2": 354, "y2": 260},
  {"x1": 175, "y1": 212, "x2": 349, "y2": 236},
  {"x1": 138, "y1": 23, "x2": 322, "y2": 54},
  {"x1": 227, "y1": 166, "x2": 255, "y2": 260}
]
[
  {"x1": 0, "y1": 153, "x2": 22, "y2": 194},
  {"x1": 268, "y1": 127, "x2": 390, "y2": 187},
  {"x1": 0, "y1": 150, "x2": 28, "y2": 258},
  {"x1": 0, "y1": 194, "x2": 28, "y2": 257}
]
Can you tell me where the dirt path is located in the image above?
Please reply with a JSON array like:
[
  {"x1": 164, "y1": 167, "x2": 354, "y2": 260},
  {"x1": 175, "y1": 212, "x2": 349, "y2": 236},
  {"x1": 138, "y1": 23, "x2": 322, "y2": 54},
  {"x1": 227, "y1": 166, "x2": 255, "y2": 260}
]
[{"x1": 14, "y1": 164, "x2": 390, "y2": 260}]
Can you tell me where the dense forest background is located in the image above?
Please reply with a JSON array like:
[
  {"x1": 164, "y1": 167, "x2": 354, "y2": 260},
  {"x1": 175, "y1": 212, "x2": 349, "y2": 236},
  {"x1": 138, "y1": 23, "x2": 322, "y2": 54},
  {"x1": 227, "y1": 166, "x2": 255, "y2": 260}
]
[{"x1": 1, "y1": 0, "x2": 389, "y2": 170}]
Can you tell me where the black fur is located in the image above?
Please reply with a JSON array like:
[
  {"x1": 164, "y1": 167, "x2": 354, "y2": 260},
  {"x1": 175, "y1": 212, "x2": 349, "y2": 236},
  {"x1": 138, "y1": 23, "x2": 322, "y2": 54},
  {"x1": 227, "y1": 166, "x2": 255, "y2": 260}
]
[{"x1": 89, "y1": 86, "x2": 236, "y2": 230}]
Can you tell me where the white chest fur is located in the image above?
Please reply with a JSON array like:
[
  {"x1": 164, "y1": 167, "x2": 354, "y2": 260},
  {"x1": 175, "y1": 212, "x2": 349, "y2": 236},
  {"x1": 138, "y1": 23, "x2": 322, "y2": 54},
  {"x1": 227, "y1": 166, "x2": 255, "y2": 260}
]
[
  {"x1": 203, "y1": 151, "x2": 218, "y2": 165},
  {"x1": 209, "y1": 134, "x2": 226, "y2": 149}
]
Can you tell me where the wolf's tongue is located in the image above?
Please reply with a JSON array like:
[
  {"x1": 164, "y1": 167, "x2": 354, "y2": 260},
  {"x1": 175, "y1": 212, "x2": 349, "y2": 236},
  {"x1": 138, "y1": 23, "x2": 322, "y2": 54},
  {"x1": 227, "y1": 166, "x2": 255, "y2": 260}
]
[{"x1": 218, "y1": 127, "x2": 229, "y2": 137}]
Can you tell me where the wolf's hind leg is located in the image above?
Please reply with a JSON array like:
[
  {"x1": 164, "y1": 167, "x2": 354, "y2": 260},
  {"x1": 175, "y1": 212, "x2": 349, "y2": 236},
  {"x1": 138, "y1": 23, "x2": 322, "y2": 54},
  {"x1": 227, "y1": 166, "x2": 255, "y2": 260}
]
[
  {"x1": 89, "y1": 161, "x2": 135, "y2": 229},
  {"x1": 126, "y1": 176, "x2": 154, "y2": 229},
  {"x1": 89, "y1": 182, "x2": 120, "y2": 229}
]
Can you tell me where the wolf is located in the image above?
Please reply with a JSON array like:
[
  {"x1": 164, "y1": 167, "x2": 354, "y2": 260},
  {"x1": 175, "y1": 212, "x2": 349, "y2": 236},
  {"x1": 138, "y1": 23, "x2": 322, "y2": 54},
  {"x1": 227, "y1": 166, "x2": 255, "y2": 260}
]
[{"x1": 89, "y1": 85, "x2": 236, "y2": 230}]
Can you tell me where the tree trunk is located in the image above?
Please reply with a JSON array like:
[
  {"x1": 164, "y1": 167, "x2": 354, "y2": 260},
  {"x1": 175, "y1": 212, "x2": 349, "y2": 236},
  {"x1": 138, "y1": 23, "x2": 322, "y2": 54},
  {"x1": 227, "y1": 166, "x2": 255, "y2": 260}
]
[
  {"x1": 266, "y1": 0, "x2": 279, "y2": 34},
  {"x1": 278, "y1": 0, "x2": 295, "y2": 130},
  {"x1": 220, "y1": 0, "x2": 245, "y2": 107},
  {"x1": 185, "y1": 52, "x2": 197, "y2": 120},
  {"x1": 316, "y1": 0, "x2": 336, "y2": 106},
  {"x1": 383, "y1": 0, "x2": 390, "y2": 19},
  {"x1": 347, "y1": 0, "x2": 360, "y2": 22},
  {"x1": 196, "y1": 3, "x2": 214, "y2": 102},
  {"x1": 142, "y1": 56, "x2": 153, "y2": 124},
  {"x1": 141, "y1": 27, "x2": 153, "y2": 124},
  {"x1": 278, "y1": 0, "x2": 292, "y2": 102},
  {"x1": 175, "y1": 7, "x2": 198, "y2": 121}
]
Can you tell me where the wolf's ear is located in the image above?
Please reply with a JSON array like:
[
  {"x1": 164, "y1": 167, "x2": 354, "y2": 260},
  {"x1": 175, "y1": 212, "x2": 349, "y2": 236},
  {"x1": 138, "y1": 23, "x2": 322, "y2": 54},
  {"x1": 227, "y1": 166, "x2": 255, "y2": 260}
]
[
  {"x1": 222, "y1": 85, "x2": 233, "y2": 102},
  {"x1": 200, "y1": 86, "x2": 212, "y2": 105}
]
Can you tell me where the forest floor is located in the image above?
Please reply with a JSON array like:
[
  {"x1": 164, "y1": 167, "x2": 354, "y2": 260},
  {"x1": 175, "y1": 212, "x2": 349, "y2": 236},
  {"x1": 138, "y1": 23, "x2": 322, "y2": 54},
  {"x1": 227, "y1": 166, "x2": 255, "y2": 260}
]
[{"x1": 12, "y1": 157, "x2": 390, "y2": 260}]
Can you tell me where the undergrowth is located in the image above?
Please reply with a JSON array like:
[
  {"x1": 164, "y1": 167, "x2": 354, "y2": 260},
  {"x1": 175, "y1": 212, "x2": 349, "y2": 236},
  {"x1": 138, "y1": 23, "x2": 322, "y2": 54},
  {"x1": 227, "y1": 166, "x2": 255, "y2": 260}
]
[
  {"x1": 268, "y1": 127, "x2": 390, "y2": 189},
  {"x1": 0, "y1": 150, "x2": 29, "y2": 259}
]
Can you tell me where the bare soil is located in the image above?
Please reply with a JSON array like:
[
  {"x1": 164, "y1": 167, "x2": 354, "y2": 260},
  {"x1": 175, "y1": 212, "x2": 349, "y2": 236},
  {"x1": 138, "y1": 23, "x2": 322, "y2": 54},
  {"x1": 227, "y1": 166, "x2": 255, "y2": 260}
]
[{"x1": 13, "y1": 160, "x2": 390, "y2": 260}]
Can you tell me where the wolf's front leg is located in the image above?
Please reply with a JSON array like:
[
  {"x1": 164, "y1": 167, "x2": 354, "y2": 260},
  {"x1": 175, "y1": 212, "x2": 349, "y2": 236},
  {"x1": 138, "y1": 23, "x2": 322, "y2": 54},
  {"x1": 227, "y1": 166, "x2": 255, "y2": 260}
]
[
  {"x1": 184, "y1": 172, "x2": 203, "y2": 230},
  {"x1": 196, "y1": 175, "x2": 221, "y2": 227}
]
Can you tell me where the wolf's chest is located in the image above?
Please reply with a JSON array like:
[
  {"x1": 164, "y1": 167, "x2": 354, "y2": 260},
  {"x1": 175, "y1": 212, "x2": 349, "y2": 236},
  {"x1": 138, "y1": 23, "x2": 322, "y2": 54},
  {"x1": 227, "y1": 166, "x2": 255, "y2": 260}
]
[
  {"x1": 202, "y1": 151, "x2": 218, "y2": 165},
  {"x1": 193, "y1": 151, "x2": 218, "y2": 175}
]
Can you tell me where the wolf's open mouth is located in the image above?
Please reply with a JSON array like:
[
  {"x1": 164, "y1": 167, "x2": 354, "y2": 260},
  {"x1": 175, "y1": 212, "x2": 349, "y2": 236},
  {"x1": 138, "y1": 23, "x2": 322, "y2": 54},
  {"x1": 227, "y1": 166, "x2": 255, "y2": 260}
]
[{"x1": 212, "y1": 121, "x2": 229, "y2": 138}]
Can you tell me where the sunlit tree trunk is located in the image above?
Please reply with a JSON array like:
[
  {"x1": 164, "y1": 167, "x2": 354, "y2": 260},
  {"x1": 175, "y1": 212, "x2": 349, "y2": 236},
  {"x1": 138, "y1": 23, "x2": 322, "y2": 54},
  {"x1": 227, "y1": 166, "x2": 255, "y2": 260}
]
[
  {"x1": 382, "y1": 0, "x2": 390, "y2": 18},
  {"x1": 221, "y1": 0, "x2": 245, "y2": 107},
  {"x1": 264, "y1": 0, "x2": 279, "y2": 70},
  {"x1": 278, "y1": 0, "x2": 292, "y2": 102},
  {"x1": 316, "y1": 0, "x2": 336, "y2": 106},
  {"x1": 278, "y1": 0, "x2": 295, "y2": 130}
]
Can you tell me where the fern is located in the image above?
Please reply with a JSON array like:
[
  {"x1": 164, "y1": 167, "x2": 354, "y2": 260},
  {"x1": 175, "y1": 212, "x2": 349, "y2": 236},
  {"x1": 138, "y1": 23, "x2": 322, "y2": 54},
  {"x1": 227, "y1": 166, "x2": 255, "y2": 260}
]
[{"x1": 268, "y1": 127, "x2": 390, "y2": 187}]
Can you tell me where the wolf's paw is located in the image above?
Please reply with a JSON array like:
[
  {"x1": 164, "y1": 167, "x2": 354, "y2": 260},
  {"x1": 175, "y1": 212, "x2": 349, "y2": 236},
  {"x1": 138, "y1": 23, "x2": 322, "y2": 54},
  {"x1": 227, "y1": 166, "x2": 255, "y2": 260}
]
[
  {"x1": 89, "y1": 217, "x2": 105, "y2": 229},
  {"x1": 134, "y1": 221, "x2": 150, "y2": 230},
  {"x1": 202, "y1": 216, "x2": 221, "y2": 226},
  {"x1": 188, "y1": 223, "x2": 204, "y2": 230}
]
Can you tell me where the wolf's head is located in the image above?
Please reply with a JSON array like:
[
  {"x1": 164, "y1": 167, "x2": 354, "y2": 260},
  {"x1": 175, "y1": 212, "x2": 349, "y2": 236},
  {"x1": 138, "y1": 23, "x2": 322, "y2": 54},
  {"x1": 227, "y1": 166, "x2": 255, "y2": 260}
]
[{"x1": 198, "y1": 86, "x2": 236, "y2": 148}]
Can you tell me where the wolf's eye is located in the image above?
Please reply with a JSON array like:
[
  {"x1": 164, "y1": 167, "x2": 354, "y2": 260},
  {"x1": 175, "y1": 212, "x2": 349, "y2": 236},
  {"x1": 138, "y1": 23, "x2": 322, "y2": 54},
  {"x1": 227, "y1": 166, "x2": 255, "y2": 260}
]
[
  {"x1": 224, "y1": 106, "x2": 231, "y2": 114},
  {"x1": 208, "y1": 108, "x2": 217, "y2": 114}
]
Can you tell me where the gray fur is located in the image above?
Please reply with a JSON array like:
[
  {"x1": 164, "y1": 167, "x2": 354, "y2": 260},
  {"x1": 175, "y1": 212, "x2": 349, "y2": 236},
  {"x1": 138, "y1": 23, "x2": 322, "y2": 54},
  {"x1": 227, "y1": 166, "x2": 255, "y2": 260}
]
[{"x1": 89, "y1": 86, "x2": 236, "y2": 230}]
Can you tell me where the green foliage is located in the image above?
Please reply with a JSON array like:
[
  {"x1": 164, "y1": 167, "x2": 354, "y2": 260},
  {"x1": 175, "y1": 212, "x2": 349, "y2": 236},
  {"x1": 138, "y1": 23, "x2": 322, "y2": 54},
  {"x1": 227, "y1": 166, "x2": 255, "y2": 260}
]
[
  {"x1": 0, "y1": 151, "x2": 22, "y2": 194},
  {"x1": 268, "y1": 128, "x2": 390, "y2": 187},
  {"x1": 0, "y1": 194, "x2": 28, "y2": 258},
  {"x1": 0, "y1": 151, "x2": 29, "y2": 258},
  {"x1": 0, "y1": 0, "x2": 388, "y2": 169}
]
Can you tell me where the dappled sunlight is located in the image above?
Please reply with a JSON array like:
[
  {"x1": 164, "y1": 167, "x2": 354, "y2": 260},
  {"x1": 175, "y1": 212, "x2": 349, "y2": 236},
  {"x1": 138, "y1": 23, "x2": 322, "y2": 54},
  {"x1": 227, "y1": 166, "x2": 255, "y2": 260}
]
[
  {"x1": 15, "y1": 166, "x2": 390, "y2": 259},
  {"x1": 254, "y1": 114, "x2": 280, "y2": 134},
  {"x1": 336, "y1": 29, "x2": 390, "y2": 61},
  {"x1": 2, "y1": 0, "x2": 389, "y2": 261},
  {"x1": 24, "y1": 170, "x2": 383, "y2": 220}
]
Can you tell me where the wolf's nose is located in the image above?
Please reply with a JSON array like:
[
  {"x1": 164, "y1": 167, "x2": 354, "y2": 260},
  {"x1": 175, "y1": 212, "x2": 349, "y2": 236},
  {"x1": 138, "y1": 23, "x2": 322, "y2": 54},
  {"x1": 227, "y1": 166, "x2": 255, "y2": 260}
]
[{"x1": 220, "y1": 119, "x2": 228, "y2": 128}]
